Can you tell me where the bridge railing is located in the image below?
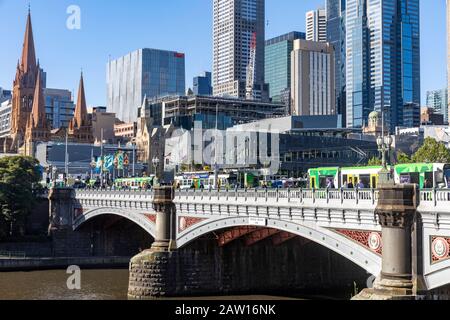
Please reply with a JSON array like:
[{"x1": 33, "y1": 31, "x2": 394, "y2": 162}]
[
  {"x1": 175, "y1": 188, "x2": 379, "y2": 206},
  {"x1": 73, "y1": 188, "x2": 450, "y2": 211}
]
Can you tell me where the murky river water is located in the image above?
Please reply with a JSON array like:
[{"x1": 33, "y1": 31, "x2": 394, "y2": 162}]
[{"x1": 0, "y1": 269, "x2": 350, "y2": 300}]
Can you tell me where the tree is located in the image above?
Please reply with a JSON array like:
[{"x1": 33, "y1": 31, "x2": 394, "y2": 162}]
[
  {"x1": 0, "y1": 156, "x2": 41, "y2": 237},
  {"x1": 411, "y1": 137, "x2": 450, "y2": 163},
  {"x1": 367, "y1": 157, "x2": 382, "y2": 166},
  {"x1": 396, "y1": 152, "x2": 413, "y2": 164}
]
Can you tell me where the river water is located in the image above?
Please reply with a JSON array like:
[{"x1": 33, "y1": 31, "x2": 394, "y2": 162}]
[{"x1": 0, "y1": 269, "x2": 349, "y2": 300}]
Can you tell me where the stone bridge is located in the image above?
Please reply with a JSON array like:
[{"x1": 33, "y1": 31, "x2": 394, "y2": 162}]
[
  {"x1": 55, "y1": 187, "x2": 450, "y2": 291},
  {"x1": 48, "y1": 186, "x2": 450, "y2": 298}
]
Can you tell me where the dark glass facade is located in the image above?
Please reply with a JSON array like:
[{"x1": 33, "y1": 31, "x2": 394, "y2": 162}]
[
  {"x1": 265, "y1": 32, "x2": 305, "y2": 106},
  {"x1": 327, "y1": 0, "x2": 346, "y2": 126},
  {"x1": 346, "y1": 0, "x2": 420, "y2": 131}
]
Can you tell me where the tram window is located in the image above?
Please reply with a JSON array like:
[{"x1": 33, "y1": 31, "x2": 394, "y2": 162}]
[
  {"x1": 424, "y1": 172, "x2": 433, "y2": 188},
  {"x1": 342, "y1": 175, "x2": 348, "y2": 185},
  {"x1": 360, "y1": 175, "x2": 370, "y2": 188},
  {"x1": 311, "y1": 177, "x2": 316, "y2": 188}
]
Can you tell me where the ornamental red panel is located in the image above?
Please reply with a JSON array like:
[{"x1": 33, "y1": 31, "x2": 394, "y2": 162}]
[
  {"x1": 178, "y1": 217, "x2": 208, "y2": 232},
  {"x1": 334, "y1": 229, "x2": 382, "y2": 255},
  {"x1": 431, "y1": 237, "x2": 450, "y2": 263},
  {"x1": 144, "y1": 214, "x2": 156, "y2": 224}
]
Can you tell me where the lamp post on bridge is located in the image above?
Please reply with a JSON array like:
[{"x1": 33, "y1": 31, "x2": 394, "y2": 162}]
[
  {"x1": 376, "y1": 109, "x2": 394, "y2": 185},
  {"x1": 152, "y1": 156, "x2": 160, "y2": 187}
]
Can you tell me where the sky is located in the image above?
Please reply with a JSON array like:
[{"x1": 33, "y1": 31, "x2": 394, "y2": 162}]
[{"x1": 0, "y1": 0, "x2": 446, "y2": 107}]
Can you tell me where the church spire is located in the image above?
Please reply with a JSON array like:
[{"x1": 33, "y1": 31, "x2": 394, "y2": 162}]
[
  {"x1": 73, "y1": 72, "x2": 88, "y2": 128},
  {"x1": 30, "y1": 69, "x2": 46, "y2": 128},
  {"x1": 20, "y1": 10, "x2": 37, "y2": 73}
]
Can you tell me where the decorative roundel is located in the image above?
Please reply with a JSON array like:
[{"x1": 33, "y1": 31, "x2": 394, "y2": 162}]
[
  {"x1": 432, "y1": 238, "x2": 449, "y2": 260},
  {"x1": 179, "y1": 217, "x2": 187, "y2": 232},
  {"x1": 368, "y1": 232, "x2": 382, "y2": 252}
]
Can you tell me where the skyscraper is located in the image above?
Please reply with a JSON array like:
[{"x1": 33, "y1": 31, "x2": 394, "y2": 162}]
[
  {"x1": 346, "y1": 0, "x2": 420, "y2": 132},
  {"x1": 291, "y1": 40, "x2": 336, "y2": 116},
  {"x1": 306, "y1": 8, "x2": 327, "y2": 43},
  {"x1": 265, "y1": 31, "x2": 305, "y2": 110},
  {"x1": 327, "y1": 0, "x2": 346, "y2": 125},
  {"x1": 346, "y1": 0, "x2": 370, "y2": 129},
  {"x1": 212, "y1": 0, "x2": 266, "y2": 99},
  {"x1": 107, "y1": 48, "x2": 186, "y2": 123}
]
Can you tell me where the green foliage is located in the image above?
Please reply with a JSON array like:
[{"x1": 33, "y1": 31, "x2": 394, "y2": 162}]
[
  {"x1": 396, "y1": 152, "x2": 413, "y2": 164},
  {"x1": 367, "y1": 157, "x2": 382, "y2": 166},
  {"x1": 411, "y1": 137, "x2": 450, "y2": 163},
  {"x1": 0, "y1": 156, "x2": 41, "y2": 238}
]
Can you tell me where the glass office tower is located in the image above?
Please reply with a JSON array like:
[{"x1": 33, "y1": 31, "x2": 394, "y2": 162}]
[
  {"x1": 212, "y1": 0, "x2": 266, "y2": 99},
  {"x1": 107, "y1": 48, "x2": 186, "y2": 123},
  {"x1": 346, "y1": 0, "x2": 370, "y2": 128},
  {"x1": 327, "y1": 0, "x2": 346, "y2": 125},
  {"x1": 346, "y1": 0, "x2": 420, "y2": 131},
  {"x1": 44, "y1": 88, "x2": 75, "y2": 129},
  {"x1": 265, "y1": 31, "x2": 305, "y2": 107}
]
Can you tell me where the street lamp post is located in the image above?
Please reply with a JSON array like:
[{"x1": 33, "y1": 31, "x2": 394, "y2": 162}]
[
  {"x1": 376, "y1": 110, "x2": 394, "y2": 185},
  {"x1": 152, "y1": 157, "x2": 160, "y2": 187}
]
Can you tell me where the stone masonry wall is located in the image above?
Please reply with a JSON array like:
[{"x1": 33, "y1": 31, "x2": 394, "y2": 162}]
[{"x1": 129, "y1": 236, "x2": 368, "y2": 298}]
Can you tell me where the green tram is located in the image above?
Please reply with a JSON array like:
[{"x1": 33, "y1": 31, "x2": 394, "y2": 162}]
[
  {"x1": 308, "y1": 163, "x2": 450, "y2": 189},
  {"x1": 394, "y1": 163, "x2": 450, "y2": 189},
  {"x1": 308, "y1": 166, "x2": 387, "y2": 189},
  {"x1": 114, "y1": 176, "x2": 155, "y2": 189}
]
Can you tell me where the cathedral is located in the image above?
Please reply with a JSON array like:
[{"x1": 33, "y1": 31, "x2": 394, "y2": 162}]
[{"x1": 8, "y1": 10, "x2": 93, "y2": 156}]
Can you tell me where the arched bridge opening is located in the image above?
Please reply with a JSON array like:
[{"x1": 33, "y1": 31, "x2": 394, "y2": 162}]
[
  {"x1": 175, "y1": 225, "x2": 370, "y2": 298},
  {"x1": 74, "y1": 213, "x2": 155, "y2": 257}
]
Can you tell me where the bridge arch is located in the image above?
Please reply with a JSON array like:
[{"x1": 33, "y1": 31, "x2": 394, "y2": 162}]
[
  {"x1": 176, "y1": 217, "x2": 381, "y2": 275},
  {"x1": 73, "y1": 207, "x2": 156, "y2": 239}
]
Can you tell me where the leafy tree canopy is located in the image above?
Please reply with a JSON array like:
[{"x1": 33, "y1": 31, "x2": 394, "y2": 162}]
[{"x1": 411, "y1": 137, "x2": 450, "y2": 163}]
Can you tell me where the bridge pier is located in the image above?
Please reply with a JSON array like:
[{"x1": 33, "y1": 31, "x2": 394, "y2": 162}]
[
  {"x1": 128, "y1": 186, "x2": 179, "y2": 299},
  {"x1": 354, "y1": 184, "x2": 420, "y2": 300}
]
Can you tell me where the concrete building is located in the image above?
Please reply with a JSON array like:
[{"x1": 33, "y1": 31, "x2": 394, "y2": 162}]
[
  {"x1": 193, "y1": 72, "x2": 212, "y2": 96},
  {"x1": 212, "y1": 0, "x2": 267, "y2": 99},
  {"x1": 346, "y1": 0, "x2": 421, "y2": 132},
  {"x1": 421, "y1": 107, "x2": 445, "y2": 126},
  {"x1": 265, "y1": 31, "x2": 305, "y2": 110},
  {"x1": 0, "y1": 100, "x2": 12, "y2": 141},
  {"x1": 291, "y1": 39, "x2": 335, "y2": 116},
  {"x1": 326, "y1": 0, "x2": 346, "y2": 126},
  {"x1": 90, "y1": 106, "x2": 116, "y2": 144},
  {"x1": 35, "y1": 142, "x2": 144, "y2": 178},
  {"x1": 306, "y1": 8, "x2": 327, "y2": 42},
  {"x1": 164, "y1": 115, "x2": 377, "y2": 177},
  {"x1": 114, "y1": 122, "x2": 137, "y2": 143},
  {"x1": 426, "y1": 89, "x2": 448, "y2": 124},
  {"x1": 107, "y1": 48, "x2": 186, "y2": 123},
  {"x1": 160, "y1": 95, "x2": 286, "y2": 130},
  {"x1": 44, "y1": 88, "x2": 75, "y2": 129}
]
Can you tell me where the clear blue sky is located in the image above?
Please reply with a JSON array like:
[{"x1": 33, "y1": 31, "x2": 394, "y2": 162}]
[{"x1": 0, "y1": 0, "x2": 446, "y2": 107}]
